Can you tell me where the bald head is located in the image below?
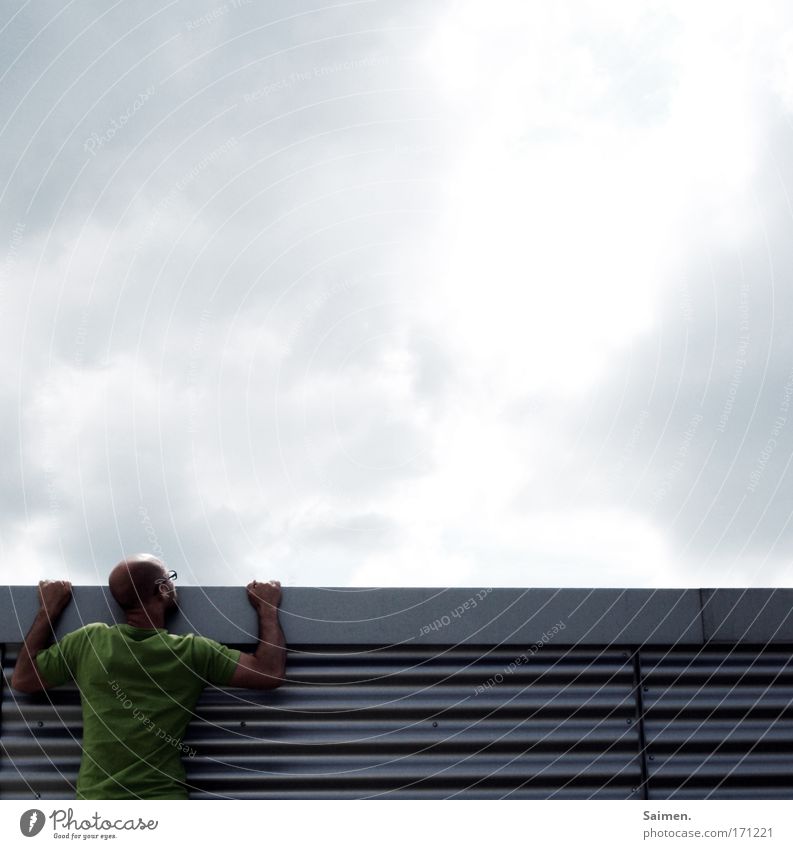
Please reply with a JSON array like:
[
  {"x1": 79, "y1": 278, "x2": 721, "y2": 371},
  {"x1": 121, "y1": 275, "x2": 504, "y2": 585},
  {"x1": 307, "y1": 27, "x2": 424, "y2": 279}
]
[{"x1": 109, "y1": 554, "x2": 172, "y2": 612}]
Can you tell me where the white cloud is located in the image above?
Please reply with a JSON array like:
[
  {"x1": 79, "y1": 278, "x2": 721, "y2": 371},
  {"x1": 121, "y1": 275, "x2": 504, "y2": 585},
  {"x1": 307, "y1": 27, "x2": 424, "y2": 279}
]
[
  {"x1": 418, "y1": 1, "x2": 782, "y2": 404},
  {"x1": 4, "y1": 1, "x2": 793, "y2": 589}
]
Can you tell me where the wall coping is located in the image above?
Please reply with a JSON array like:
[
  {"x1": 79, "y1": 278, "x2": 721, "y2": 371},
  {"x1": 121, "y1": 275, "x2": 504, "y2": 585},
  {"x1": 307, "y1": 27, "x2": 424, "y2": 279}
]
[{"x1": 2, "y1": 586, "x2": 792, "y2": 645}]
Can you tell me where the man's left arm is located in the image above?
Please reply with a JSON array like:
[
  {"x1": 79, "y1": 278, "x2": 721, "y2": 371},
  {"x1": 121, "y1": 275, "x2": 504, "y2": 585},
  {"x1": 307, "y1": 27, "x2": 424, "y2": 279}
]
[{"x1": 11, "y1": 580, "x2": 73, "y2": 693}]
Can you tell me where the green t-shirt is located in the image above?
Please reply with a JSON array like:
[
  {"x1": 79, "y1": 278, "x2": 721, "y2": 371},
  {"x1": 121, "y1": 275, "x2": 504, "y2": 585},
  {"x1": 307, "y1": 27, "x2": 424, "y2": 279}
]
[{"x1": 34, "y1": 623, "x2": 241, "y2": 800}]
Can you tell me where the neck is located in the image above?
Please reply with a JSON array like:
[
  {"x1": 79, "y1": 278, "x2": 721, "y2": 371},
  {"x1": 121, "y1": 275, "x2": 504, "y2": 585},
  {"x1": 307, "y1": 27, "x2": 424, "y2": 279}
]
[{"x1": 125, "y1": 606, "x2": 166, "y2": 630}]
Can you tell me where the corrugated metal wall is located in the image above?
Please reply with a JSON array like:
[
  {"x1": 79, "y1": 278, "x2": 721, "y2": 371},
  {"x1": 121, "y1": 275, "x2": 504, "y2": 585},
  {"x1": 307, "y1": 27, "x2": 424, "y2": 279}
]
[
  {"x1": 640, "y1": 646, "x2": 793, "y2": 799},
  {"x1": 2, "y1": 587, "x2": 793, "y2": 799},
  {"x1": 2, "y1": 644, "x2": 642, "y2": 799}
]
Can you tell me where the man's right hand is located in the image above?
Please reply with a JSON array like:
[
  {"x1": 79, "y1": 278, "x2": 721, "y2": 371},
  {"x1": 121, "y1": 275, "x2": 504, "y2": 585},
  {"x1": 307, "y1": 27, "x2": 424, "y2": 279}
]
[{"x1": 246, "y1": 579, "x2": 281, "y2": 612}]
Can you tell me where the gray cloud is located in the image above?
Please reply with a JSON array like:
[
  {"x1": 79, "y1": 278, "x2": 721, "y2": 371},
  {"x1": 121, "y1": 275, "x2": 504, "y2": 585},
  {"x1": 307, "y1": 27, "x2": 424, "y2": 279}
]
[{"x1": 3, "y1": 1, "x2": 793, "y2": 588}]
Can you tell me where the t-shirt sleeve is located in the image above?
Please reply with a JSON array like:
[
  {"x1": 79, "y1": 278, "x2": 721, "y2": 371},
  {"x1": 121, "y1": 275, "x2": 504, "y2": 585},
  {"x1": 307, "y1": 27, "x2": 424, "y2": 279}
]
[
  {"x1": 34, "y1": 627, "x2": 88, "y2": 687},
  {"x1": 190, "y1": 635, "x2": 241, "y2": 687}
]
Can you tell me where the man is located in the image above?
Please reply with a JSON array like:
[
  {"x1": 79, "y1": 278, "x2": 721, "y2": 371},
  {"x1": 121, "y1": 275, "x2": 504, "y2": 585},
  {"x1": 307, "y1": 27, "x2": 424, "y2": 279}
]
[{"x1": 10, "y1": 554, "x2": 286, "y2": 800}]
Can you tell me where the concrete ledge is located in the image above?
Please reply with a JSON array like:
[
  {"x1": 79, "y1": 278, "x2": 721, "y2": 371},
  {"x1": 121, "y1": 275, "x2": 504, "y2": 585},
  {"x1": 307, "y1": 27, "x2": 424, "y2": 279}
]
[
  {"x1": 0, "y1": 585, "x2": 764, "y2": 645},
  {"x1": 700, "y1": 588, "x2": 793, "y2": 643}
]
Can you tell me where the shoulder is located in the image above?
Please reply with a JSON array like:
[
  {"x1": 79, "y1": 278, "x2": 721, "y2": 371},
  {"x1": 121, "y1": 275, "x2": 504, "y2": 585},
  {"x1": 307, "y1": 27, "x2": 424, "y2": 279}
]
[
  {"x1": 157, "y1": 630, "x2": 207, "y2": 655},
  {"x1": 158, "y1": 631, "x2": 233, "y2": 657},
  {"x1": 60, "y1": 622, "x2": 108, "y2": 641},
  {"x1": 181, "y1": 632, "x2": 221, "y2": 653},
  {"x1": 163, "y1": 631, "x2": 216, "y2": 643},
  {"x1": 161, "y1": 629, "x2": 197, "y2": 644},
  {"x1": 179, "y1": 631, "x2": 238, "y2": 660}
]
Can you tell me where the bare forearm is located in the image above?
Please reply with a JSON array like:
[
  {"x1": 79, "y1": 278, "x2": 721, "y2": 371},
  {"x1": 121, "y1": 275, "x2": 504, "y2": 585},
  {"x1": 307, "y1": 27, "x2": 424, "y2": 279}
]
[
  {"x1": 12, "y1": 609, "x2": 55, "y2": 689},
  {"x1": 254, "y1": 608, "x2": 286, "y2": 678}
]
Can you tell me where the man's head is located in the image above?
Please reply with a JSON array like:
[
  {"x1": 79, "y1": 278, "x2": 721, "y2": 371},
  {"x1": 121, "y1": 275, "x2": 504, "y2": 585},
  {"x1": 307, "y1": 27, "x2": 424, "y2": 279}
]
[{"x1": 108, "y1": 554, "x2": 177, "y2": 613}]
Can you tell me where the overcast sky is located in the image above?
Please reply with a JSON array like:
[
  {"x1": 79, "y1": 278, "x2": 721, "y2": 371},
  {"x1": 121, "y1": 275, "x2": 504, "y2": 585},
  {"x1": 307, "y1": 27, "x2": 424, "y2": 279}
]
[{"x1": 1, "y1": 0, "x2": 793, "y2": 588}]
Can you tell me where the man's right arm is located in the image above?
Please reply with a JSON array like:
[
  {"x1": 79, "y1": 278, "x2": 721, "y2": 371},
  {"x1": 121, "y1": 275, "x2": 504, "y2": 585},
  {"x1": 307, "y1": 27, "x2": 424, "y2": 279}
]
[
  {"x1": 11, "y1": 580, "x2": 73, "y2": 693},
  {"x1": 228, "y1": 580, "x2": 286, "y2": 690}
]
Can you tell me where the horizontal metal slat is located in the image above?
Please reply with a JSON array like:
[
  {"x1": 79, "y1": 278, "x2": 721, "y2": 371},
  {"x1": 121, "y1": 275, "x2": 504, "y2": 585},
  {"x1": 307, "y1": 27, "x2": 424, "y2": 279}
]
[
  {"x1": 647, "y1": 752, "x2": 793, "y2": 780},
  {"x1": 642, "y1": 688, "x2": 793, "y2": 714},
  {"x1": 189, "y1": 787, "x2": 637, "y2": 799},
  {"x1": 647, "y1": 786, "x2": 793, "y2": 800},
  {"x1": 3, "y1": 643, "x2": 639, "y2": 799},
  {"x1": 639, "y1": 647, "x2": 793, "y2": 799}
]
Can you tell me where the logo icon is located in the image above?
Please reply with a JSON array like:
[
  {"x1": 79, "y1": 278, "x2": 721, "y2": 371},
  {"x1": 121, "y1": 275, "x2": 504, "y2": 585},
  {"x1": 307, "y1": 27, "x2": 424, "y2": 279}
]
[{"x1": 19, "y1": 809, "x2": 46, "y2": 837}]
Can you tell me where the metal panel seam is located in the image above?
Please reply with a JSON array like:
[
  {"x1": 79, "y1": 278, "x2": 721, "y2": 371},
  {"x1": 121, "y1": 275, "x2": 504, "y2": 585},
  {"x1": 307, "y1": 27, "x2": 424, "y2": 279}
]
[
  {"x1": 632, "y1": 646, "x2": 649, "y2": 800},
  {"x1": 0, "y1": 643, "x2": 4, "y2": 776},
  {"x1": 698, "y1": 588, "x2": 708, "y2": 643}
]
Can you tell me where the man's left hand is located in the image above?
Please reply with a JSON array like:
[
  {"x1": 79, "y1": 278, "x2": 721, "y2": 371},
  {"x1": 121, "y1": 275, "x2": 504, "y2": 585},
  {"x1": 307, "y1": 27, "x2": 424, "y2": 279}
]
[{"x1": 38, "y1": 580, "x2": 73, "y2": 619}]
